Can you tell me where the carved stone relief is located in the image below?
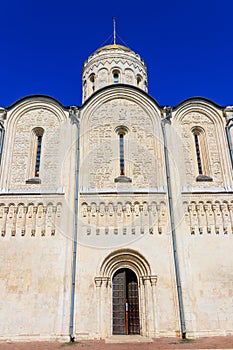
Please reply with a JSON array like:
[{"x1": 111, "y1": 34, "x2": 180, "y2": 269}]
[
  {"x1": 0, "y1": 202, "x2": 62, "y2": 237},
  {"x1": 181, "y1": 113, "x2": 223, "y2": 187},
  {"x1": 183, "y1": 200, "x2": 233, "y2": 235},
  {"x1": 80, "y1": 200, "x2": 168, "y2": 236},
  {"x1": 9, "y1": 108, "x2": 62, "y2": 190},
  {"x1": 85, "y1": 100, "x2": 160, "y2": 189}
]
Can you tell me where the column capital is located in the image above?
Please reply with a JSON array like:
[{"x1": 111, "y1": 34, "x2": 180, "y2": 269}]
[
  {"x1": 141, "y1": 275, "x2": 158, "y2": 286},
  {"x1": 94, "y1": 277, "x2": 102, "y2": 288},
  {"x1": 94, "y1": 276, "x2": 110, "y2": 288}
]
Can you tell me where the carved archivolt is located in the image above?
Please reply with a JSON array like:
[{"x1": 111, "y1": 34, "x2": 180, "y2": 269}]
[
  {"x1": 0, "y1": 202, "x2": 62, "y2": 237},
  {"x1": 80, "y1": 200, "x2": 168, "y2": 235},
  {"x1": 183, "y1": 200, "x2": 233, "y2": 235}
]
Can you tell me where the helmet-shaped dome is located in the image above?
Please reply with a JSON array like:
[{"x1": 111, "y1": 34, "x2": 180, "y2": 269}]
[{"x1": 82, "y1": 44, "x2": 148, "y2": 102}]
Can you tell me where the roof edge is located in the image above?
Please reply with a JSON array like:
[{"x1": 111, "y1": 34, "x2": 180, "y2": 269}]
[
  {"x1": 173, "y1": 96, "x2": 226, "y2": 110},
  {"x1": 79, "y1": 84, "x2": 161, "y2": 110},
  {"x1": 5, "y1": 94, "x2": 70, "y2": 110}
]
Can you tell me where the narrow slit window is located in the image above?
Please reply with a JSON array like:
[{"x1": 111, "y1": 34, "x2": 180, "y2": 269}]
[
  {"x1": 194, "y1": 133, "x2": 203, "y2": 175},
  {"x1": 136, "y1": 75, "x2": 142, "y2": 87},
  {"x1": 115, "y1": 125, "x2": 128, "y2": 177},
  {"x1": 90, "y1": 74, "x2": 95, "y2": 91},
  {"x1": 192, "y1": 127, "x2": 212, "y2": 181},
  {"x1": 119, "y1": 133, "x2": 125, "y2": 175},
  {"x1": 114, "y1": 126, "x2": 131, "y2": 183},
  {"x1": 35, "y1": 134, "x2": 43, "y2": 177}
]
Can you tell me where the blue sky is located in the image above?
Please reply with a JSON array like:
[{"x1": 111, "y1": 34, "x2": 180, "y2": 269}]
[{"x1": 1, "y1": 0, "x2": 232, "y2": 107}]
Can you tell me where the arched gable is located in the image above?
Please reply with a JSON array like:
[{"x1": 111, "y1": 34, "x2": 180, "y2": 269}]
[
  {"x1": 172, "y1": 99, "x2": 232, "y2": 188},
  {"x1": 0, "y1": 96, "x2": 70, "y2": 192},
  {"x1": 79, "y1": 86, "x2": 165, "y2": 191}
]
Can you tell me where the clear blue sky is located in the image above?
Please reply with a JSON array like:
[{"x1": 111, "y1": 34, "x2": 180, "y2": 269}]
[{"x1": 1, "y1": 0, "x2": 232, "y2": 107}]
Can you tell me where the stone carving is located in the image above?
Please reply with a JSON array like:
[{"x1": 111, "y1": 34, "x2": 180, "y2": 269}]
[
  {"x1": 9, "y1": 108, "x2": 62, "y2": 191},
  {"x1": 182, "y1": 112, "x2": 214, "y2": 125},
  {"x1": 85, "y1": 99, "x2": 161, "y2": 189},
  {"x1": 183, "y1": 200, "x2": 233, "y2": 235},
  {"x1": 0, "y1": 202, "x2": 62, "y2": 237},
  {"x1": 181, "y1": 122, "x2": 223, "y2": 187},
  {"x1": 80, "y1": 200, "x2": 168, "y2": 236}
]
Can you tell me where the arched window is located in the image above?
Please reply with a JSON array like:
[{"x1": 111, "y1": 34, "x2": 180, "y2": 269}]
[
  {"x1": 83, "y1": 79, "x2": 87, "y2": 100},
  {"x1": 193, "y1": 131, "x2": 203, "y2": 175},
  {"x1": 114, "y1": 126, "x2": 131, "y2": 183},
  {"x1": 136, "y1": 75, "x2": 142, "y2": 88},
  {"x1": 113, "y1": 70, "x2": 120, "y2": 84},
  {"x1": 192, "y1": 127, "x2": 212, "y2": 181},
  {"x1": 32, "y1": 127, "x2": 44, "y2": 178},
  {"x1": 35, "y1": 133, "x2": 43, "y2": 177},
  {"x1": 115, "y1": 126, "x2": 128, "y2": 176},
  {"x1": 89, "y1": 74, "x2": 95, "y2": 91},
  {"x1": 26, "y1": 127, "x2": 44, "y2": 184}
]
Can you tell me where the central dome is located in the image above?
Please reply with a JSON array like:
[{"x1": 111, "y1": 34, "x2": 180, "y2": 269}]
[{"x1": 82, "y1": 43, "x2": 148, "y2": 102}]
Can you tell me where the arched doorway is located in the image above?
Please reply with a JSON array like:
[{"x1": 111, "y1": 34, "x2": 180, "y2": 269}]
[{"x1": 112, "y1": 268, "x2": 140, "y2": 335}]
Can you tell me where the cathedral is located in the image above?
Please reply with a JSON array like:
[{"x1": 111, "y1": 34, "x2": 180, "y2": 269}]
[{"x1": 0, "y1": 40, "x2": 233, "y2": 342}]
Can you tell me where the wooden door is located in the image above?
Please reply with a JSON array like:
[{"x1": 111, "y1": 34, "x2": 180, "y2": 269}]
[
  {"x1": 112, "y1": 269, "x2": 140, "y2": 335},
  {"x1": 112, "y1": 269, "x2": 126, "y2": 334},
  {"x1": 127, "y1": 270, "x2": 140, "y2": 334}
]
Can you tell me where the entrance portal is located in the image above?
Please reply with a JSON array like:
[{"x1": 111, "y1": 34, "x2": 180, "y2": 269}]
[{"x1": 112, "y1": 268, "x2": 140, "y2": 335}]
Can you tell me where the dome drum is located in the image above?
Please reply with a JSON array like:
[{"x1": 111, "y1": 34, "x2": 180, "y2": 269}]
[{"x1": 82, "y1": 44, "x2": 148, "y2": 102}]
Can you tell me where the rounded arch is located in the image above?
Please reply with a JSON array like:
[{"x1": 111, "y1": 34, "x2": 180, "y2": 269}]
[
  {"x1": 80, "y1": 84, "x2": 161, "y2": 133},
  {"x1": 111, "y1": 68, "x2": 121, "y2": 84},
  {"x1": 173, "y1": 99, "x2": 224, "y2": 126},
  {"x1": 97, "y1": 68, "x2": 109, "y2": 89},
  {"x1": 100, "y1": 249, "x2": 151, "y2": 280},
  {"x1": 6, "y1": 96, "x2": 68, "y2": 127}
]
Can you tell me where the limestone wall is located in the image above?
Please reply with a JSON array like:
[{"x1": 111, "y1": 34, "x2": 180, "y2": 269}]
[
  {"x1": 168, "y1": 102, "x2": 233, "y2": 337},
  {"x1": 0, "y1": 223, "x2": 72, "y2": 340},
  {"x1": 0, "y1": 97, "x2": 76, "y2": 340}
]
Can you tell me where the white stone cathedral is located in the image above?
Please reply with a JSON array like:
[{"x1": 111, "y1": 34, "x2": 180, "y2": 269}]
[{"x1": 0, "y1": 42, "x2": 233, "y2": 342}]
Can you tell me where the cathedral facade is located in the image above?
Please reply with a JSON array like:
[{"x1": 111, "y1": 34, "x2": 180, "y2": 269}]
[{"x1": 0, "y1": 43, "x2": 233, "y2": 341}]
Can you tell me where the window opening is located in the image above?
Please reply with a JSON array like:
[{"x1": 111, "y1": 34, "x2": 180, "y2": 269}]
[
  {"x1": 114, "y1": 72, "x2": 119, "y2": 84},
  {"x1": 192, "y1": 127, "x2": 212, "y2": 182},
  {"x1": 119, "y1": 133, "x2": 125, "y2": 175},
  {"x1": 136, "y1": 75, "x2": 142, "y2": 87},
  {"x1": 35, "y1": 134, "x2": 43, "y2": 177},
  {"x1": 194, "y1": 133, "x2": 203, "y2": 175},
  {"x1": 83, "y1": 79, "x2": 87, "y2": 99},
  {"x1": 90, "y1": 74, "x2": 95, "y2": 91},
  {"x1": 114, "y1": 126, "x2": 131, "y2": 183}
]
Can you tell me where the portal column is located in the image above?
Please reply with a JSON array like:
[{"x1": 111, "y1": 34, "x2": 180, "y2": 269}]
[
  {"x1": 143, "y1": 276, "x2": 153, "y2": 337},
  {"x1": 94, "y1": 276, "x2": 110, "y2": 339},
  {"x1": 139, "y1": 276, "x2": 146, "y2": 336},
  {"x1": 94, "y1": 277, "x2": 102, "y2": 338},
  {"x1": 150, "y1": 275, "x2": 158, "y2": 337}
]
